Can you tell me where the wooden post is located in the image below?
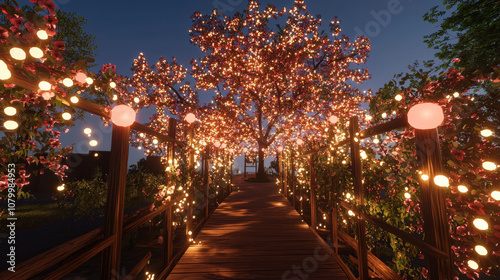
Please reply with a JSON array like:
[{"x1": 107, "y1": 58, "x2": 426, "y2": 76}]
[
  {"x1": 349, "y1": 116, "x2": 369, "y2": 280},
  {"x1": 328, "y1": 124, "x2": 338, "y2": 252},
  {"x1": 186, "y1": 124, "x2": 195, "y2": 241},
  {"x1": 309, "y1": 154, "x2": 317, "y2": 230},
  {"x1": 278, "y1": 150, "x2": 283, "y2": 193},
  {"x1": 291, "y1": 152, "x2": 297, "y2": 210},
  {"x1": 204, "y1": 146, "x2": 210, "y2": 220},
  {"x1": 100, "y1": 125, "x2": 130, "y2": 280},
  {"x1": 162, "y1": 118, "x2": 176, "y2": 268},
  {"x1": 283, "y1": 152, "x2": 288, "y2": 198},
  {"x1": 415, "y1": 129, "x2": 453, "y2": 280},
  {"x1": 244, "y1": 153, "x2": 247, "y2": 178}
]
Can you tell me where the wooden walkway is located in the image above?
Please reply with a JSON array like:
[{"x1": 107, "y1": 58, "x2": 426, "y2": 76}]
[{"x1": 167, "y1": 176, "x2": 349, "y2": 280}]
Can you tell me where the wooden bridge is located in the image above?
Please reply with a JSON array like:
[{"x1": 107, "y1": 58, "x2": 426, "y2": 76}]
[{"x1": 167, "y1": 176, "x2": 348, "y2": 280}]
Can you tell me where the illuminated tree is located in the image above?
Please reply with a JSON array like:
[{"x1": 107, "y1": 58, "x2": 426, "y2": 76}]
[{"x1": 190, "y1": 0, "x2": 371, "y2": 179}]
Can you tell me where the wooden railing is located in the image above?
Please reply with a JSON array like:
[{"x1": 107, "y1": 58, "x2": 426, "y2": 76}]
[
  {"x1": 0, "y1": 70, "x2": 233, "y2": 280},
  {"x1": 279, "y1": 116, "x2": 453, "y2": 280}
]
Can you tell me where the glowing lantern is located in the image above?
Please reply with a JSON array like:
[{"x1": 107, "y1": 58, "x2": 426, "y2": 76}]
[
  {"x1": 111, "y1": 105, "x2": 136, "y2": 127},
  {"x1": 62, "y1": 112, "x2": 72, "y2": 120},
  {"x1": 221, "y1": 143, "x2": 227, "y2": 148},
  {"x1": 277, "y1": 146, "x2": 283, "y2": 152},
  {"x1": 38, "y1": 81, "x2": 51, "y2": 91},
  {"x1": 10, "y1": 47, "x2": 26, "y2": 60},
  {"x1": 407, "y1": 103, "x2": 444, "y2": 130},
  {"x1": 85, "y1": 77, "x2": 93, "y2": 84},
  {"x1": 433, "y1": 175, "x2": 450, "y2": 187},
  {"x1": 0, "y1": 60, "x2": 11, "y2": 80},
  {"x1": 70, "y1": 96, "x2": 79, "y2": 104},
  {"x1": 109, "y1": 81, "x2": 117, "y2": 88},
  {"x1": 491, "y1": 191, "x2": 500, "y2": 201},
  {"x1": 185, "y1": 113, "x2": 196, "y2": 124},
  {"x1": 29, "y1": 47, "x2": 44, "y2": 59},
  {"x1": 89, "y1": 140, "x2": 98, "y2": 147},
  {"x1": 57, "y1": 184, "x2": 65, "y2": 191},
  {"x1": 75, "y1": 72, "x2": 87, "y2": 83},
  {"x1": 475, "y1": 245, "x2": 488, "y2": 256},
  {"x1": 395, "y1": 94, "x2": 402, "y2": 101},
  {"x1": 214, "y1": 141, "x2": 221, "y2": 148},
  {"x1": 473, "y1": 218, "x2": 488, "y2": 230},
  {"x1": 3, "y1": 120, "x2": 18, "y2": 130},
  {"x1": 482, "y1": 161, "x2": 497, "y2": 171},
  {"x1": 62, "y1": 78, "x2": 74, "y2": 87},
  {"x1": 480, "y1": 129, "x2": 493, "y2": 137},
  {"x1": 4, "y1": 107, "x2": 17, "y2": 116},
  {"x1": 328, "y1": 115, "x2": 338, "y2": 124},
  {"x1": 37, "y1": 30, "x2": 48, "y2": 40},
  {"x1": 458, "y1": 185, "x2": 468, "y2": 193},
  {"x1": 83, "y1": 128, "x2": 92, "y2": 134},
  {"x1": 296, "y1": 139, "x2": 304, "y2": 145},
  {"x1": 467, "y1": 260, "x2": 479, "y2": 270}
]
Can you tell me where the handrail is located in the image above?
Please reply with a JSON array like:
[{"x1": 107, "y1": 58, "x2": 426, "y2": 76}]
[{"x1": 339, "y1": 201, "x2": 449, "y2": 260}]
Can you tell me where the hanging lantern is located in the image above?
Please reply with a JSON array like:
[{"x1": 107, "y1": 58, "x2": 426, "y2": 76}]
[{"x1": 407, "y1": 103, "x2": 444, "y2": 129}]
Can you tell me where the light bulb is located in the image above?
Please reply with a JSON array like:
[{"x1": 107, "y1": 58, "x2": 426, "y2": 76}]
[
  {"x1": 37, "y1": 30, "x2": 49, "y2": 40},
  {"x1": 475, "y1": 245, "x2": 487, "y2": 256},
  {"x1": 134, "y1": 97, "x2": 140, "y2": 103},
  {"x1": 458, "y1": 185, "x2": 468, "y2": 193},
  {"x1": 62, "y1": 78, "x2": 73, "y2": 87},
  {"x1": 3, "y1": 120, "x2": 18, "y2": 130},
  {"x1": 0, "y1": 60, "x2": 11, "y2": 80},
  {"x1": 89, "y1": 140, "x2": 98, "y2": 147},
  {"x1": 39, "y1": 81, "x2": 51, "y2": 91},
  {"x1": 404, "y1": 192, "x2": 411, "y2": 199},
  {"x1": 467, "y1": 260, "x2": 479, "y2": 270},
  {"x1": 491, "y1": 191, "x2": 500, "y2": 201},
  {"x1": 4, "y1": 107, "x2": 17, "y2": 116},
  {"x1": 70, "y1": 96, "x2": 79, "y2": 103},
  {"x1": 381, "y1": 112, "x2": 387, "y2": 118},
  {"x1": 453, "y1": 92, "x2": 460, "y2": 98},
  {"x1": 62, "y1": 112, "x2": 71, "y2": 120},
  {"x1": 85, "y1": 77, "x2": 93, "y2": 84},
  {"x1": 110, "y1": 81, "x2": 116, "y2": 88},
  {"x1": 482, "y1": 161, "x2": 497, "y2": 171},
  {"x1": 57, "y1": 184, "x2": 65, "y2": 191},
  {"x1": 153, "y1": 139, "x2": 159, "y2": 145},
  {"x1": 83, "y1": 128, "x2": 92, "y2": 134},
  {"x1": 434, "y1": 175, "x2": 449, "y2": 187},
  {"x1": 10, "y1": 47, "x2": 26, "y2": 60},
  {"x1": 29, "y1": 47, "x2": 44, "y2": 59},
  {"x1": 473, "y1": 218, "x2": 488, "y2": 230},
  {"x1": 395, "y1": 94, "x2": 402, "y2": 101},
  {"x1": 421, "y1": 174, "x2": 429, "y2": 181},
  {"x1": 480, "y1": 129, "x2": 493, "y2": 137}
]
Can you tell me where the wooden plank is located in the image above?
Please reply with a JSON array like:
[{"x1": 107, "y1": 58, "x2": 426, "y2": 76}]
[
  {"x1": 349, "y1": 116, "x2": 369, "y2": 280},
  {"x1": 415, "y1": 129, "x2": 453, "y2": 279},
  {"x1": 166, "y1": 176, "x2": 349, "y2": 279},
  {"x1": 359, "y1": 117, "x2": 408, "y2": 139},
  {"x1": 128, "y1": 251, "x2": 152, "y2": 277}
]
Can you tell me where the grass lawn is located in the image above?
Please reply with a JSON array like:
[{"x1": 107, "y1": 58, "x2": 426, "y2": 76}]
[{"x1": 0, "y1": 202, "x2": 69, "y2": 232}]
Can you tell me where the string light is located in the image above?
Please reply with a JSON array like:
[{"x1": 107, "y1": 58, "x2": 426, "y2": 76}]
[
  {"x1": 62, "y1": 78, "x2": 74, "y2": 87},
  {"x1": 84, "y1": 128, "x2": 92, "y2": 135},
  {"x1": 29, "y1": 47, "x2": 44, "y2": 59},
  {"x1": 0, "y1": 60, "x2": 11, "y2": 80},
  {"x1": 89, "y1": 140, "x2": 98, "y2": 147},
  {"x1": 468, "y1": 260, "x2": 479, "y2": 270},
  {"x1": 433, "y1": 175, "x2": 449, "y2": 187},
  {"x1": 457, "y1": 185, "x2": 468, "y2": 193},
  {"x1": 85, "y1": 77, "x2": 93, "y2": 84},
  {"x1": 395, "y1": 94, "x2": 402, "y2": 101},
  {"x1": 10, "y1": 47, "x2": 26, "y2": 60},
  {"x1": 3, "y1": 120, "x2": 18, "y2": 130},
  {"x1": 404, "y1": 192, "x2": 411, "y2": 199},
  {"x1": 62, "y1": 112, "x2": 72, "y2": 120},
  {"x1": 110, "y1": 81, "x2": 117, "y2": 88},
  {"x1": 482, "y1": 161, "x2": 497, "y2": 171},
  {"x1": 473, "y1": 218, "x2": 488, "y2": 230},
  {"x1": 474, "y1": 245, "x2": 488, "y2": 256},
  {"x1": 421, "y1": 174, "x2": 429, "y2": 181},
  {"x1": 4, "y1": 107, "x2": 17, "y2": 116},
  {"x1": 57, "y1": 184, "x2": 65, "y2": 191},
  {"x1": 491, "y1": 191, "x2": 500, "y2": 201},
  {"x1": 70, "y1": 96, "x2": 79, "y2": 103},
  {"x1": 39, "y1": 81, "x2": 51, "y2": 91},
  {"x1": 480, "y1": 129, "x2": 493, "y2": 137},
  {"x1": 37, "y1": 30, "x2": 48, "y2": 40}
]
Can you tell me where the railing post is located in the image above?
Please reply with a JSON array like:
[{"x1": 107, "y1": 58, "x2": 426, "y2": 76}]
[
  {"x1": 204, "y1": 146, "x2": 210, "y2": 220},
  {"x1": 283, "y1": 150, "x2": 288, "y2": 198},
  {"x1": 100, "y1": 125, "x2": 130, "y2": 280},
  {"x1": 349, "y1": 116, "x2": 369, "y2": 280},
  {"x1": 309, "y1": 153, "x2": 317, "y2": 230},
  {"x1": 163, "y1": 118, "x2": 176, "y2": 268},
  {"x1": 329, "y1": 123, "x2": 338, "y2": 253},
  {"x1": 291, "y1": 151, "x2": 296, "y2": 210},
  {"x1": 278, "y1": 149, "x2": 283, "y2": 194},
  {"x1": 415, "y1": 129, "x2": 453, "y2": 280},
  {"x1": 186, "y1": 123, "x2": 195, "y2": 242}
]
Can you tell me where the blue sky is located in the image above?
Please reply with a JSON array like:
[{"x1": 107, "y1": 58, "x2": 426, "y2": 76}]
[{"x1": 53, "y1": 0, "x2": 441, "y2": 170}]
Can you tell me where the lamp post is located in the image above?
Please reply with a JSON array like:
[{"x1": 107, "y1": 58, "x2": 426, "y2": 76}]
[{"x1": 185, "y1": 113, "x2": 196, "y2": 243}]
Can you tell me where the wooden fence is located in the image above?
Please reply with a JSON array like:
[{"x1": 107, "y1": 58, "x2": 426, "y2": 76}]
[
  {"x1": 0, "y1": 70, "x2": 233, "y2": 279},
  {"x1": 278, "y1": 116, "x2": 453, "y2": 280}
]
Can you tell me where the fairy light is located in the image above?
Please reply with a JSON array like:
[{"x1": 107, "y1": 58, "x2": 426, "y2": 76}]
[
  {"x1": 457, "y1": 185, "x2": 468, "y2": 193},
  {"x1": 109, "y1": 81, "x2": 117, "y2": 88},
  {"x1": 381, "y1": 112, "x2": 387, "y2": 118},
  {"x1": 84, "y1": 128, "x2": 92, "y2": 135},
  {"x1": 29, "y1": 47, "x2": 44, "y2": 59},
  {"x1": 474, "y1": 245, "x2": 488, "y2": 256},
  {"x1": 4, "y1": 107, "x2": 17, "y2": 116},
  {"x1": 70, "y1": 96, "x2": 79, "y2": 103},
  {"x1": 491, "y1": 191, "x2": 500, "y2": 201},
  {"x1": 62, "y1": 112, "x2": 72, "y2": 120},
  {"x1": 62, "y1": 78, "x2": 74, "y2": 87},
  {"x1": 134, "y1": 97, "x2": 140, "y2": 103},
  {"x1": 433, "y1": 175, "x2": 449, "y2": 187},
  {"x1": 482, "y1": 161, "x2": 497, "y2": 171},
  {"x1": 39, "y1": 81, "x2": 51, "y2": 91},
  {"x1": 480, "y1": 129, "x2": 493, "y2": 137},
  {"x1": 57, "y1": 184, "x2": 65, "y2": 191},
  {"x1": 10, "y1": 47, "x2": 26, "y2": 60},
  {"x1": 3, "y1": 120, "x2": 18, "y2": 130},
  {"x1": 404, "y1": 192, "x2": 411, "y2": 199},
  {"x1": 421, "y1": 174, "x2": 429, "y2": 181},
  {"x1": 348, "y1": 210, "x2": 355, "y2": 216},
  {"x1": 85, "y1": 77, "x2": 93, "y2": 84},
  {"x1": 89, "y1": 140, "x2": 98, "y2": 147},
  {"x1": 0, "y1": 60, "x2": 11, "y2": 80},
  {"x1": 468, "y1": 260, "x2": 479, "y2": 270},
  {"x1": 473, "y1": 218, "x2": 488, "y2": 230},
  {"x1": 395, "y1": 94, "x2": 402, "y2": 101},
  {"x1": 453, "y1": 92, "x2": 460, "y2": 98},
  {"x1": 37, "y1": 30, "x2": 49, "y2": 40}
]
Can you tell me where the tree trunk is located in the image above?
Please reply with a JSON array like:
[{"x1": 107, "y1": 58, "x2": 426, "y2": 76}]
[{"x1": 256, "y1": 142, "x2": 267, "y2": 181}]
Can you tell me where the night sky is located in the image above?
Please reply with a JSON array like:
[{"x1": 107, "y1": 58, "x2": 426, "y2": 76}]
[{"x1": 53, "y1": 0, "x2": 440, "y2": 170}]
